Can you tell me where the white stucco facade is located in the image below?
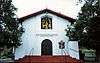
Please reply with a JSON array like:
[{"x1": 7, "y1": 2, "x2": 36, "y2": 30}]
[{"x1": 15, "y1": 12, "x2": 79, "y2": 60}]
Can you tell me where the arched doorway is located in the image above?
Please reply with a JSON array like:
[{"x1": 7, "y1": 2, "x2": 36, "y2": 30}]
[{"x1": 41, "y1": 39, "x2": 52, "y2": 55}]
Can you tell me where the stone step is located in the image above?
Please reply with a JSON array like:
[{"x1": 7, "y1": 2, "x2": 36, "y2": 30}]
[{"x1": 15, "y1": 55, "x2": 83, "y2": 63}]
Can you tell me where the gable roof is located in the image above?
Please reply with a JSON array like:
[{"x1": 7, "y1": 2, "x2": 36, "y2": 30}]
[{"x1": 19, "y1": 9, "x2": 76, "y2": 22}]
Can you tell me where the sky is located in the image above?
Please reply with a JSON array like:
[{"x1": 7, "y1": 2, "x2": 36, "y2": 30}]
[{"x1": 12, "y1": 0, "x2": 84, "y2": 19}]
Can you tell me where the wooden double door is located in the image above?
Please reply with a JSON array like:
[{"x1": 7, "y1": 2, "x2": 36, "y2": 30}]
[{"x1": 41, "y1": 39, "x2": 52, "y2": 55}]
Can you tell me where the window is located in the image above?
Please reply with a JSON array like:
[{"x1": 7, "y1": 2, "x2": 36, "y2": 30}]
[{"x1": 41, "y1": 15, "x2": 52, "y2": 29}]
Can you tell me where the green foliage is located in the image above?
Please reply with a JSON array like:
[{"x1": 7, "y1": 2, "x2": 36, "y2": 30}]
[
  {"x1": 66, "y1": 0, "x2": 100, "y2": 49},
  {"x1": 0, "y1": 0, "x2": 23, "y2": 58}
]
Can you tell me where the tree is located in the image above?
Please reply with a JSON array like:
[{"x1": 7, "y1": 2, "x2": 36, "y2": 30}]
[
  {"x1": 0, "y1": 0, "x2": 23, "y2": 58},
  {"x1": 66, "y1": 0, "x2": 100, "y2": 61},
  {"x1": 66, "y1": 0, "x2": 100, "y2": 49}
]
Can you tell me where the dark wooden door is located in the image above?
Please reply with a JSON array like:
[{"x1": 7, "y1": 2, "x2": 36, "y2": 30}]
[{"x1": 41, "y1": 39, "x2": 52, "y2": 55}]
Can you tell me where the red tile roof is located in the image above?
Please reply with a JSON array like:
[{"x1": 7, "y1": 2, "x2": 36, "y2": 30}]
[{"x1": 19, "y1": 9, "x2": 76, "y2": 23}]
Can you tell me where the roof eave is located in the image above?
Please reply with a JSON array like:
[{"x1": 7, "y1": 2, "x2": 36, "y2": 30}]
[{"x1": 19, "y1": 9, "x2": 76, "y2": 23}]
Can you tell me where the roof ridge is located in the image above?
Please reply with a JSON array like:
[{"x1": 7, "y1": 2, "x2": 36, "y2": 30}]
[{"x1": 19, "y1": 9, "x2": 75, "y2": 22}]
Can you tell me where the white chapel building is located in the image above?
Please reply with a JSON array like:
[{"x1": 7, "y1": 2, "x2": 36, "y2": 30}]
[{"x1": 15, "y1": 9, "x2": 79, "y2": 60}]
